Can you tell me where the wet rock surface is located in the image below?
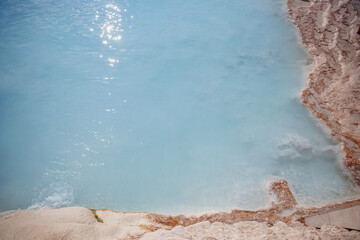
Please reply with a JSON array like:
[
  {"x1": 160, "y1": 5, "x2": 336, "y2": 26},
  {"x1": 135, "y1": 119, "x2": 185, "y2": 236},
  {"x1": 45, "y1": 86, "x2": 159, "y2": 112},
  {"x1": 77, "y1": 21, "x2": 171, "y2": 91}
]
[{"x1": 287, "y1": 0, "x2": 360, "y2": 185}]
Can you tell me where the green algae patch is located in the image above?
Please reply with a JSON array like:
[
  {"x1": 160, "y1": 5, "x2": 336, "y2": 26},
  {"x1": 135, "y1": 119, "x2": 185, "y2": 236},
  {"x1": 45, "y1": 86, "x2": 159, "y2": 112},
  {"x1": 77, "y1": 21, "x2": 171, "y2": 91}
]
[{"x1": 90, "y1": 209, "x2": 104, "y2": 223}]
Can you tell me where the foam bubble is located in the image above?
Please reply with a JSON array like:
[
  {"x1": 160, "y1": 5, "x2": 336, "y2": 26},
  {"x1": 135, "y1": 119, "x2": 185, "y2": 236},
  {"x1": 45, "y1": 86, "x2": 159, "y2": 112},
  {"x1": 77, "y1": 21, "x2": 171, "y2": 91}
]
[
  {"x1": 29, "y1": 185, "x2": 74, "y2": 210},
  {"x1": 277, "y1": 134, "x2": 312, "y2": 160}
]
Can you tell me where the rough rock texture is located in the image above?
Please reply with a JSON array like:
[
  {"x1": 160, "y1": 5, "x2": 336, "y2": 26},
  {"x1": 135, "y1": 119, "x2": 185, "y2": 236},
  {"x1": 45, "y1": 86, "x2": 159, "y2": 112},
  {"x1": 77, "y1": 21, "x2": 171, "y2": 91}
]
[
  {"x1": 287, "y1": 0, "x2": 360, "y2": 185},
  {"x1": 266, "y1": 178, "x2": 297, "y2": 210},
  {"x1": 139, "y1": 221, "x2": 360, "y2": 240}
]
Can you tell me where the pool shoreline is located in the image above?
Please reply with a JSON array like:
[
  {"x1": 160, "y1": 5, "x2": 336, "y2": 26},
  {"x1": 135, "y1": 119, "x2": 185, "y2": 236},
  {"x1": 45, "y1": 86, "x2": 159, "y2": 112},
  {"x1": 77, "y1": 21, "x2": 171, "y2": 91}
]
[
  {"x1": 0, "y1": 178, "x2": 359, "y2": 239},
  {"x1": 288, "y1": 0, "x2": 360, "y2": 186},
  {"x1": 1, "y1": 0, "x2": 360, "y2": 239}
]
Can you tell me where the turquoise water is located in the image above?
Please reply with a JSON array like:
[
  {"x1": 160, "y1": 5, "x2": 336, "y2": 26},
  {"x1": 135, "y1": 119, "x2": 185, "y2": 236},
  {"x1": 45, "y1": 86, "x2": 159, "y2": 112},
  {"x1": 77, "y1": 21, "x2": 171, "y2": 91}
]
[{"x1": 0, "y1": 0, "x2": 359, "y2": 213}]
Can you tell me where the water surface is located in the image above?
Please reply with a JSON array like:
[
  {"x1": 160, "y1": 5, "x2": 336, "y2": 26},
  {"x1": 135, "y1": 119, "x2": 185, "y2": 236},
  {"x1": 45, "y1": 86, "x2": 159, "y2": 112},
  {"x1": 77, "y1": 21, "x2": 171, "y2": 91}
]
[{"x1": 0, "y1": 0, "x2": 359, "y2": 213}]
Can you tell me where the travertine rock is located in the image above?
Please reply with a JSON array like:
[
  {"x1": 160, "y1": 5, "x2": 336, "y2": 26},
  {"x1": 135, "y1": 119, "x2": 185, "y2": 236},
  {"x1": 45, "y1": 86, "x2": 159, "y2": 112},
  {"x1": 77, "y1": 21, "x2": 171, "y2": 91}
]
[
  {"x1": 287, "y1": 0, "x2": 360, "y2": 185},
  {"x1": 139, "y1": 221, "x2": 360, "y2": 240},
  {"x1": 266, "y1": 178, "x2": 297, "y2": 211}
]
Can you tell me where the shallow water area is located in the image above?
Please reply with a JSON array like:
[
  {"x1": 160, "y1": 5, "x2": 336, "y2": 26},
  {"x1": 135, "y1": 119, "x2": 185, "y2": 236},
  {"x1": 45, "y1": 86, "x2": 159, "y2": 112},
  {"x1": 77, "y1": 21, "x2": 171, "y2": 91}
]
[{"x1": 0, "y1": 0, "x2": 359, "y2": 214}]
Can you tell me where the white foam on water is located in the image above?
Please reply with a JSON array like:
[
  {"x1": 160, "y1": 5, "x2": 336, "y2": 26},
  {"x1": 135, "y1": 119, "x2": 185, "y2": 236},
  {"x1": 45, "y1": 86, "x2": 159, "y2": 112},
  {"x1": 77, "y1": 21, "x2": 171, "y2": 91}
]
[
  {"x1": 29, "y1": 184, "x2": 74, "y2": 210},
  {"x1": 278, "y1": 134, "x2": 313, "y2": 160}
]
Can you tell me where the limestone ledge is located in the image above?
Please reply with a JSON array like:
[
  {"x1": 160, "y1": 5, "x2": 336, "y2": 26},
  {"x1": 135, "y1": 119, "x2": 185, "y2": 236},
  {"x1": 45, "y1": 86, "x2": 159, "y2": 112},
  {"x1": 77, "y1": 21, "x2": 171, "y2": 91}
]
[
  {"x1": 1, "y1": 179, "x2": 359, "y2": 239},
  {"x1": 287, "y1": 0, "x2": 360, "y2": 185}
]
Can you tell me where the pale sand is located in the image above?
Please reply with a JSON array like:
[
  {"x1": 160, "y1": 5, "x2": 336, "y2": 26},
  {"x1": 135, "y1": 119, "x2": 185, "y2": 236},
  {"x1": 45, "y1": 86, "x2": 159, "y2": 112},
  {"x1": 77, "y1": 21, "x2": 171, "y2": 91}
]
[{"x1": 1, "y1": 0, "x2": 360, "y2": 239}]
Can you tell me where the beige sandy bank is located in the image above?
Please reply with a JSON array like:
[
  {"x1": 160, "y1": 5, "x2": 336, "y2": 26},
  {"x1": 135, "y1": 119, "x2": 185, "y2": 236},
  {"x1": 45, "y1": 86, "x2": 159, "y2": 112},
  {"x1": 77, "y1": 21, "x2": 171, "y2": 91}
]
[
  {"x1": 1, "y1": 205, "x2": 360, "y2": 240},
  {"x1": 0, "y1": 207, "x2": 149, "y2": 240}
]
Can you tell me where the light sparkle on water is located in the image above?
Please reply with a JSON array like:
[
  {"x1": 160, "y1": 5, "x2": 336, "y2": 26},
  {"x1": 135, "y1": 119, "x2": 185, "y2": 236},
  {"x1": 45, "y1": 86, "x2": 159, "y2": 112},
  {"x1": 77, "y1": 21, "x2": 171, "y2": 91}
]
[{"x1": 0, "y1": 0, "x2": 359, "y2": 213}]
